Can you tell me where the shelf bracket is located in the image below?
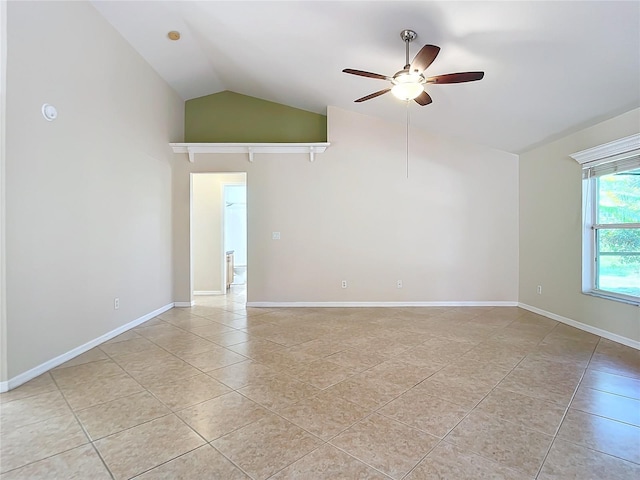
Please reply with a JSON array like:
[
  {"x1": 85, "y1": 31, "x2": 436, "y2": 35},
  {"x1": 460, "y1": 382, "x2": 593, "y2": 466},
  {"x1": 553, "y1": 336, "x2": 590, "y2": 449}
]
[
  {"x1": 309, "y1": 146, "x2": 315, "y2": 162},
  {"x1": 248, "y1": 147, "x2": 254, "y2": 162},
  {"x1": 187, "y1": 147, "x2": 195, "y2": 163}
]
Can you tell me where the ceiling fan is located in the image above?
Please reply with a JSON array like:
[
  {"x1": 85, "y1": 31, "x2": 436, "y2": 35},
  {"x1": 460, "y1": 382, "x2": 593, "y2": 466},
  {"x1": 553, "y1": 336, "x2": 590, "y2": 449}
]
[{"x1": 343, "y1": 29, "x2": 484, "y2": 105}]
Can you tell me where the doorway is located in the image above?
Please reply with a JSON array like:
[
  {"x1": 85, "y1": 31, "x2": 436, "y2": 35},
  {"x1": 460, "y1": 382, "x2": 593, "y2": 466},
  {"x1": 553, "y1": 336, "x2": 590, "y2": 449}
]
[{"x1": 191, "y1": 172, "x2": 247, "y2": 301}]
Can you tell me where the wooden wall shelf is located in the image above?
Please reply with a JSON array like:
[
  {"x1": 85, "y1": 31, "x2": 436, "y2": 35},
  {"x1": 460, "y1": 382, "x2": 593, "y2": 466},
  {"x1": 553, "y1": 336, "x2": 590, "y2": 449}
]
[{"x1": 170, "y1": 142, "x2": 330, "y2": 163}]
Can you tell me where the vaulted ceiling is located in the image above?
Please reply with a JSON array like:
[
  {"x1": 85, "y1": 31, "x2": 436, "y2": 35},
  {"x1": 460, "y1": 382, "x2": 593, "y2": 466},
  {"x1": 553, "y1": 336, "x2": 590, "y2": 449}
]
[{"x1": 91, "y1": 1, "x2": 640, "y2": 153}]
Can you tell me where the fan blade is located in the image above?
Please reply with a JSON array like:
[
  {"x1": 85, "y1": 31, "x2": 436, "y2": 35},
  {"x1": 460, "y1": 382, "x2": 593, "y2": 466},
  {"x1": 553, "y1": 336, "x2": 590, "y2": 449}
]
[
  {"x1": 355, "y1": 88, "x2": 391, "y2": 103},
  {"x1": 426, "y1": 72, "x2": 485, "y2": 84},
  {"x1": 410, "y1": 44, "x2": 440, "y2": 73},
  {"x1": 343, "y1": 69, "x2": 390, "y2": 81},
  {"x1": 414, "y1": 91, "x2": 433, "y2": 106}
]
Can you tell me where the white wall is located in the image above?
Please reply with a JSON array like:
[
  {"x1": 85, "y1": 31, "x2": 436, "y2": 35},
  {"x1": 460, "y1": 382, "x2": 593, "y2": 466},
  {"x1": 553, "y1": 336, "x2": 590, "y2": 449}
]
[
  {"x1": 173, "y1": 106, "x2": 519, "y2": 304},
  {"x1": 0, "y1": 0, "x2": 8, "y2": 384},
  {"x1": 519, "y1": 108, "x2": 640, "y2": 344},
  {"x1": 192, "y1": 173, "x2": 245, "y2": 293},
  {"x1": 5, "y1": 1, "x2": 183, "y2": 379}
]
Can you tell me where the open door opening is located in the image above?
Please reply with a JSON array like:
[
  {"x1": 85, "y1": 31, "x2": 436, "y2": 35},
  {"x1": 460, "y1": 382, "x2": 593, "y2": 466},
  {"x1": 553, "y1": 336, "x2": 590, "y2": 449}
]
[{"x1": 190, "y1": 172, "x2": 247, "y2": 305}]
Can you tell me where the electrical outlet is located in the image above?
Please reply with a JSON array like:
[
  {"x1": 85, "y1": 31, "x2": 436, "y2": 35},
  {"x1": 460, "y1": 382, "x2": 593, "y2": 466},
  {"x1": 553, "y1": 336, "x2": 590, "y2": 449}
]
[
  {"x1": 114, "y1": 297, "x2": 120, "y2": 310},
  {"x1": 397, "y1": 280, "x2": 403, "y2": 288},
  {"x1": 537, "y1": 285, "x2": 542, "y2": 295},
  {"x1": 272, "y1": 232, "x2": 281, "y2": 240},
  {"x1": 341, "y1": 280, "x2": 347, "y2": 289}
]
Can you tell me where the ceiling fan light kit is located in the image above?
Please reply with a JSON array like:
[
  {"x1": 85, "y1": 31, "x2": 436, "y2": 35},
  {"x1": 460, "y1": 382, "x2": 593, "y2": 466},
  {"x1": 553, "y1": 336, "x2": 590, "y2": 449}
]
[
  {"x1": 391, "y1": 74, "x2": 424, "y2": 101},
  {"x1": 343, "y1": 29, "x2": 484, "y2": 106}
]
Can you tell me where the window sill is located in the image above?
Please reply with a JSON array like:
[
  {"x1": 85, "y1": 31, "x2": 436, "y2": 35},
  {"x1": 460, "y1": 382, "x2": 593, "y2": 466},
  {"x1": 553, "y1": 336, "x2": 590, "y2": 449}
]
[{"x1": 583, "y1": 290, "x2": 640, "y2": 307}]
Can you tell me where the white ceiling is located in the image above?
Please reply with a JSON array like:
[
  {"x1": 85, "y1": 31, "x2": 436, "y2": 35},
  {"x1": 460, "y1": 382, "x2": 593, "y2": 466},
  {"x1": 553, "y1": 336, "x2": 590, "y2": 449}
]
[{"x1": 91, "y1": 1, "x2": 640, "y2": 153}]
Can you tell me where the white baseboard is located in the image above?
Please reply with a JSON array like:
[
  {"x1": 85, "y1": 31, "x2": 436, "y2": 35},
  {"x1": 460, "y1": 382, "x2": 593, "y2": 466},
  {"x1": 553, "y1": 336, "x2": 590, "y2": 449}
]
[
  {"x1": 193, "y1": 291, "x2": 222, "y2": 296},
  {"x1": 0, "y1": 302, "x2": 174, "y2": 393},
  {"x1": 518, "y1": 303, "x2": 639, "y2": 350},
  {"x1": 246, "y1": 301, "x2": 518, "y2": 308},
  {"x1": 174, "y1": 301, "x2": 195, "y2": 307}
]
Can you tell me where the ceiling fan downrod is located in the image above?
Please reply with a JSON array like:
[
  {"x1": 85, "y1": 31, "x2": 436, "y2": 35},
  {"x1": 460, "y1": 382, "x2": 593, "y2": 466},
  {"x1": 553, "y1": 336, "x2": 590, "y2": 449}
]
[{"x1": 400, "y1": 29, "x2": 417, "y2": 69}]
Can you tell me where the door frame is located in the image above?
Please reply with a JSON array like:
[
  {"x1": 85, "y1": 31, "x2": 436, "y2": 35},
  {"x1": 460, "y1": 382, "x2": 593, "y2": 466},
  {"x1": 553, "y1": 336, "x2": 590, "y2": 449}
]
[{"x1": 189, "y1": 172, "x2": 246, "y2": 299}]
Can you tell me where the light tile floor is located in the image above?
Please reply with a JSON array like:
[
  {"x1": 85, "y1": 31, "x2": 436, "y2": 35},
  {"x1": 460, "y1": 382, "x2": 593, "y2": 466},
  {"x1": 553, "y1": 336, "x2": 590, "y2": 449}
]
[{"x1": 1, "y1": 286, "x2": 639, "y2": 479}]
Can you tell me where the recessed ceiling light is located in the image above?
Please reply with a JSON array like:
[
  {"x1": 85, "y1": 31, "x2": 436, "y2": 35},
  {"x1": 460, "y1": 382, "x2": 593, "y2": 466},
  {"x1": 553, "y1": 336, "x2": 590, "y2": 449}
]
[{"x1": 168, "y1": 31, "x2": 181, "y2": 41}]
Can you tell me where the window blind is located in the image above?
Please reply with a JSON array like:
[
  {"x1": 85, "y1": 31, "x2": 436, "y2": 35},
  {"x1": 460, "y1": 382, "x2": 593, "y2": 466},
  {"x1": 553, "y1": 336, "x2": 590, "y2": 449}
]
[
  {"x1": 570, "y1": 133, "x2": 640, "y2": 179},
  {"x1": 582, "y1": 153, "x2": 640, "y2": 179}
]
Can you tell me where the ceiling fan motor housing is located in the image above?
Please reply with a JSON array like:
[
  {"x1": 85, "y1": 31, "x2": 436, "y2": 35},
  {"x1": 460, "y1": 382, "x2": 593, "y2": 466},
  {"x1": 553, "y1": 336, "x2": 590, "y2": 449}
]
[{"x1": 392, "y1": 69, "x2": 425, "y2": 85}]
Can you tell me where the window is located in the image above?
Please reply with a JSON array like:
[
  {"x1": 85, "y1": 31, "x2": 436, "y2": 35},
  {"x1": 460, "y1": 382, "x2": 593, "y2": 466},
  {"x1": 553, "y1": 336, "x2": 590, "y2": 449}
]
[
  {"x1": 574, "y1": 134, "x2": 640, "y2": 305},
  {"x1": 588, "y1": 168, "x2": 640, "y2": 300}
]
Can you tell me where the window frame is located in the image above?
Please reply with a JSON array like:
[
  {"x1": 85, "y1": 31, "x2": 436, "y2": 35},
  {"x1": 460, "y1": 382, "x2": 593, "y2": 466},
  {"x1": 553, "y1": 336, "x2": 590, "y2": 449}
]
[
  {"x1": 583, "y1": 173, "x2": 640, "y2": 304},
  {"x1": 572, "y1": 134, "x2": 640, "y2": 306}
]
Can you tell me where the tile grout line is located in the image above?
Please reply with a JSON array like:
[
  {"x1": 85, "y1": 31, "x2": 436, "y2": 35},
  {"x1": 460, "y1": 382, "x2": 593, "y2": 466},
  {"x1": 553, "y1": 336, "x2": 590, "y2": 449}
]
[
  {"x1": 532, "y1": 335, "x2": 602, "y2": 479},
  {"x1": 54, "y1": 346, "x2": 206, "y2": 478},
  {"x1": 207, "y1": 442, "x2": 258, "y2": 480},
  {"x1": 227, "y1": 339, "x2": 454, "y2": 479},
  {"x1": 388, "y1": 324, "x2": 591, "y2": 478},
  {"x1": 203, "y1": 392, "x2": 326, "y2": 480},
  {"x1": 79, "y1": 341, "x2": 236, "y2": 478},
  {"x1": 95, "y1": 336, "x2": 251, "y2": 478},
  {"x1": 207, "y1": 365, "x2": 402, "y2": 479},
  {"x1": 399, "y1": 327, "x2": 563, "y2": 479},
  {"x1": 48, "y1": 372, "x2": 116, "y2": 480}
]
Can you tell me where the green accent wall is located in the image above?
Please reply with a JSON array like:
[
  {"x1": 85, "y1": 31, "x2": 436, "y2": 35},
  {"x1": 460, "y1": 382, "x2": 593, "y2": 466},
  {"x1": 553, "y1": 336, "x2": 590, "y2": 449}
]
[{"x1": 185, "y1": 91, "x2": 327, "y2": 143}]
